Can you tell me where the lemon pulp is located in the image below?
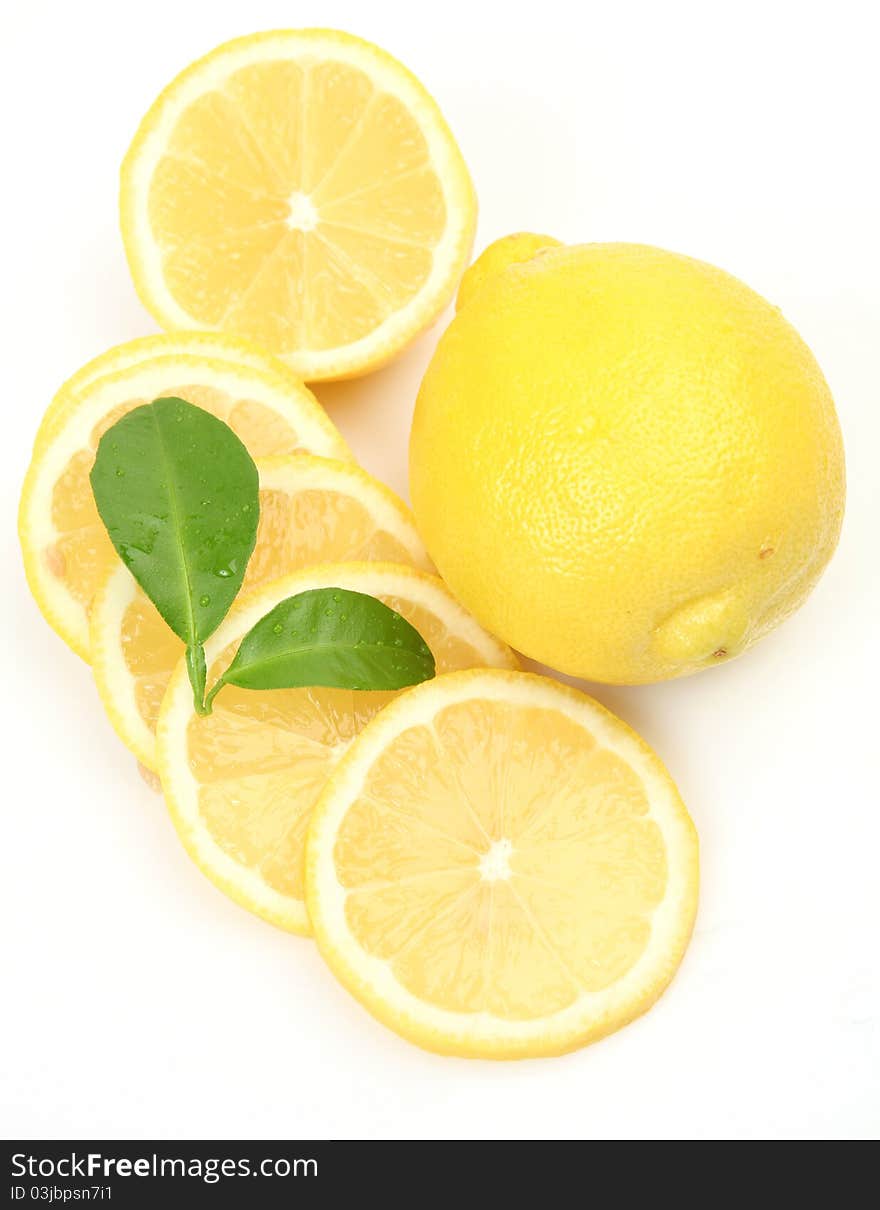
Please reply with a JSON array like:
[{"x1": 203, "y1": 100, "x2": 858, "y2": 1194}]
[
  {"x1": 122, "y1": 31, "x2": 477, "y2": 378},
  {"x1": 97, "y1": 456, "x2": 431, "y2": 764},
  {"x1": 337, "y1": 701, "x2": 666, "y2": 1015},
  {"x1": 157, "y1": 566, "x2": 516, "y2": 933},
  {"x1": 306, "y1": 670, "x2": 698, "y2": 1057}
]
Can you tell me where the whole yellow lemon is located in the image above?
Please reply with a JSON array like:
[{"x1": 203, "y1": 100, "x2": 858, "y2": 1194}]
[{"x1": 409, "y1": 240, "x2": 845, "y2": 683}]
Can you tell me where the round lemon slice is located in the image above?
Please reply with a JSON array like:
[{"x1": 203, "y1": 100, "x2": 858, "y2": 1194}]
[
  {"x1": 91, "y1": 455, "x2": 433, "y2": 769},
  {"x1": 157, "y1": 564, "x2": 516, "y2": 935},
  {"x1": 32, "y1": 331, "x2": 300, "y2": 452},
  {"x1": 19, "y1": 354, "x2": 350, "y2": 661},
  {"x1": 306, "y1": 669, "x2": 699, "y2": 1059},
  {"x1": 120, "y1": 29, "x2": 477, "y2": 380}
]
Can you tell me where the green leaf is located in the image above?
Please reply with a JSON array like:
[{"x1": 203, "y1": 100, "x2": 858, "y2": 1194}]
[
  {"x1": 204, "y1": 587, "x2": 436, "y2": 710},
  {"x1": 90, "y1": 397, "x2": 259, "y2": 713}
]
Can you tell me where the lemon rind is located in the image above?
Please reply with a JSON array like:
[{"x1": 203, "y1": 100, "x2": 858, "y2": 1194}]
[
  {"x1": 90, "y1": 563, "x2": 157, "y2": 768},
  {"x1": 32, "y1": 331, "x2": 310, "y2": 453}
]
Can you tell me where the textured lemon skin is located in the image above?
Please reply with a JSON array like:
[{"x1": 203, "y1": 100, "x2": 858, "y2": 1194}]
[{"x1": 410, "y1": 242, "x2": 846, "y2": 683}]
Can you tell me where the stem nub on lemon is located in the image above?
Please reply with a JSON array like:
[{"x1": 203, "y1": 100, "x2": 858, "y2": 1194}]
[
  {"x1": 410, "y1": 240, "x2": 846, "y2": 684},
  {"x1": 120, "y1": 29, "x2": 477, "y2": 381},
  {"x1": 306, "y1": 668, "x2": 699, "y2": 1059}
]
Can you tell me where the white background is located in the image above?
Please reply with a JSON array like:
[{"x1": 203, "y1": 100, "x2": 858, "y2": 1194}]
[{"x1": 2, "y1": 0, "x2": 878, "y2": 1141}]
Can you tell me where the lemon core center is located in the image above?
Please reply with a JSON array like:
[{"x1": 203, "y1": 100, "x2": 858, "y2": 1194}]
[
  {"x1": 287, "y1": 192, "x2": 319, "y2": 232},
  {"x1": 480, "y1": 837, "x2": 513, "y2": 882}
]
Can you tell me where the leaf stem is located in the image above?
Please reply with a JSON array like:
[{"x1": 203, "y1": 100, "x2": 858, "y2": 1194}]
[
  {"x1": 186, "y1": 643, "x2": 209, "y2": 716},
  {"x1": 202, "y1": 675, "x2": 226, "y2": 716}
]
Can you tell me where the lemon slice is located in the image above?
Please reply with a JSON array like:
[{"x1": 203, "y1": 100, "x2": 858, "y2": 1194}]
[
  {"x1": 32, "y1": 332, "x2": 299, "y2": 452},
  {"x1": 120, "y1": 29, "x2": 477, "y2": 380},
  {"x1": 19, "y1": 355, "x2": 350, "y2": 661},
  {"x1": 91, "y1": 455, "x2": 433, "y2": 769},
  {"x1": 157, "y1": 564, "x2": 516, "y2": 935},
  {"x1": 306, "y1": 669, "x2": 699, "y2": 1058}
]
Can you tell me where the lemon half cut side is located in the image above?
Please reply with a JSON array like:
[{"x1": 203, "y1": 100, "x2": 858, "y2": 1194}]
[{"x1": 121, "y1": 29, "x2": 477, "y2": 380}]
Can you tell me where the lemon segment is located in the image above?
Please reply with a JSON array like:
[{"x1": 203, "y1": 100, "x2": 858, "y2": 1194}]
[
  {"x1": 91, "y1": 455, "x2": 433, "y2": 769},
  {"x1": 156, "y1": 564, "x2": 517, "y2": 935},
  {"x1": 121, "y1": 29, "x2": 477, "y2": 380},
  {"x1": 19, "y1": 355, "x2": 350, "y2": 661},
  {"x1": 306, "y1": 669, "x2": 699, "y2": 1058}
]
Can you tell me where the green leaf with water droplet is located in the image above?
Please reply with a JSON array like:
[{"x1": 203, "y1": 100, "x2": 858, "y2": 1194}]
[
  {"x1": 204, "y1": 587, "x2": 435, "y2": 711},
  {"x1": 90, "y1": 397, "x2": 259, "y2": 714}
]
